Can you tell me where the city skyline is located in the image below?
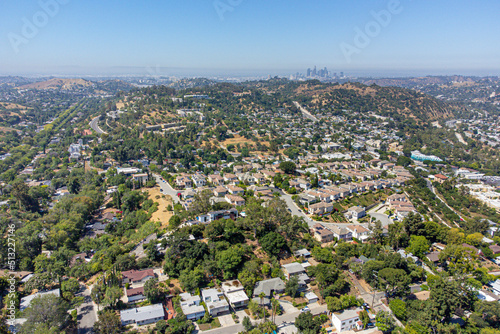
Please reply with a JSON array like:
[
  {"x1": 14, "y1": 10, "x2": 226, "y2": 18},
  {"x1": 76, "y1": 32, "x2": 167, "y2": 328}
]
[{"x1": 1, "y1": 1, "x2": 500, "y2": 77}]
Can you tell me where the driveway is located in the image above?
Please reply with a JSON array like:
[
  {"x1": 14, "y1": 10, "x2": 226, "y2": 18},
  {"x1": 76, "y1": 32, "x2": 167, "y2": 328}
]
[
  {"x1": 218, "y1": 314, "x2": 235, "y2": 327},
  {"x1": 279, "y1": 300, "x2": 299, "y2": 314},
  {"x1": 202, "y1": 302, "x2": 327, "y2": 334},
  {"x1": 77, "y1": 284, "x2": 97, "y2": 334}
]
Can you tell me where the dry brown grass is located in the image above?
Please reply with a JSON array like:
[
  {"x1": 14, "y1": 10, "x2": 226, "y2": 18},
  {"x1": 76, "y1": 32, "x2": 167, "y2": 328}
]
[
  {"x1": 147, "y1": 187, "x2": 173, "y2": 228},
  {"x1": 0, "y1": 126, "x2": 17, "y2": 134},
  {"x1": 0, "y1": 102, "x2": 31, "y2": 113},
  {"x1": 115, "y1": 101, "x2": 126, "y2": 109}
]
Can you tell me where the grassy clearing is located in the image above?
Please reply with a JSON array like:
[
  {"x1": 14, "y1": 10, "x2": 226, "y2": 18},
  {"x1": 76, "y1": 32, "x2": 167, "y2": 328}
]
[{"x1": 147, "y1": 187, "x2": 173, "y2": 228}]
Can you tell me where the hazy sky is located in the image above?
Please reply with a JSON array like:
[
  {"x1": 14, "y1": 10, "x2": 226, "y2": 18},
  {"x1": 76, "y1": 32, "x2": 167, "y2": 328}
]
[{"x1": 1, "y1": 0, "x2": 499, "y2": 76}]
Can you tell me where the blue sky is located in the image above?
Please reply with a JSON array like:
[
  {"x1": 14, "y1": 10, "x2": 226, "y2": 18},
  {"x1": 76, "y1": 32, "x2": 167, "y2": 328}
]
[{"x1": 1, "y1": 0, "x2": 499, "y2": 76}]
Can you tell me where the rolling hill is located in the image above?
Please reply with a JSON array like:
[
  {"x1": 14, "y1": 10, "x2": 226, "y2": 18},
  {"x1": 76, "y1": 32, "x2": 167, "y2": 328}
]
[{"x1": 18, "y1": 78, "x2": 94, "y2": 90}]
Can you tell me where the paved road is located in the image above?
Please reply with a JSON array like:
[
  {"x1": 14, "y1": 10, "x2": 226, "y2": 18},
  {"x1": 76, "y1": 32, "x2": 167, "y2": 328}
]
[
  {"x1": 89, "y1": 116, "x2": 107, "y2": 135},
  {"x1": 279, "y1": 193, "x2": 315, "y2": 227},
  {"x1": 200, "y1": 303, "x2": 327, "y2": 334},
  {"x1": 293, "y1": 101, "x2": 319, "y2": 122},
  {"x1": 368, "y1": 212, "x2": 393, "y2": 226},
  {"x1": 153, "y1": 174, "x2": 180, "y2": 203},
  {"x1": 76, "y1": 284, "x2": 97, "y2": 334}
]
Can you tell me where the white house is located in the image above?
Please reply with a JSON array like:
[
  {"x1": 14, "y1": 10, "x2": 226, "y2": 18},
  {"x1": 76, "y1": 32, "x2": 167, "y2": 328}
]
[
  {"x1": 120, "y1": 304, "x2": 165, "y2": 326},
  {"x1": 132, "y1": 173, "x2": 149, "y2": 183},
  {"x1": 179, "y1": 292, "x2": 206, "y2": 320},
  {"x1": 331, "y1": 308, "x2": 363, "y2": 332},
  {"x1": 192, "y1": 174, "x2": 207, "y2": 187},
  {"x1": 344, "y1": 206, "x2": 366, "y2": 221},
  {"x1": 201, "y1": 288, "x2": 230, "y2": 316},
  {"x1": 221, "y1": 280, "x2": 249, "y2": 310},
  {"x1": 346, "y1": 225, "x2": 370, "y2": 241}
]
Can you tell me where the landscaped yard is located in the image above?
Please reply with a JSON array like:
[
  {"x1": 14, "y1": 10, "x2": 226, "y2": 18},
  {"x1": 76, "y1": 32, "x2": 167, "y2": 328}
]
[{"x1": 197, "y1": 318, "x2": 221, "y2": 331}]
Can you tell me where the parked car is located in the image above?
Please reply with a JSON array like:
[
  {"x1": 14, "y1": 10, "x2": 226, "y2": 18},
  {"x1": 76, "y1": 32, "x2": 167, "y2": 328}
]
[{"x1": 301, "y1": 306, "x2": 310, "y2": 313}]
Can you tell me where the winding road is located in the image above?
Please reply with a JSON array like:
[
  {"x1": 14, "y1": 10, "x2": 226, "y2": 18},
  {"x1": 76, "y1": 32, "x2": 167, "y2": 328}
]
[{"x1": 89, "y1": 116, "x2": 107, "y2": 135}]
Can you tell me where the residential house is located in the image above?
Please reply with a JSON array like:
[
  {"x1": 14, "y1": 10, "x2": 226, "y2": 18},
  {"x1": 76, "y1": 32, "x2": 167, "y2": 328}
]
[
  {"x1": 298, "y1": 193, "x2": 318, "y2": 206},
  {"x1": 344, "y1": 206, "x2": 366, "y2": 221},
  {"x1": 305, "y1": 291, "x2": 319, "y2": 304},
  {"x1": 261, "y1": 170, "x2": 276, "y2": 180},
  {"x1": 387, "y1": 193, "x2": 407, "y2": 203},
  {"x1": 306, "y1": 190, "x2": 331, "y2": 203},
  {"x1": 331, "y1": 308, "x2": 363, "y2": 332},
  {"x1": 330, "y1": 226, "x2": 353, "y2": 241},
  {"x1": 122, "y1": 269, "x2": 155, "y2": 285},
  {"x1": 208, "y1": 174, "x2": 224, "y2": 185},
  {"x1": 192, "y1": 174, "x2": 207, "y2": 187},
  {"x1": 132, "y1": 173, "x2": 149, "y2": 183},
  {"x1": 426, "y1": 252, "x2": 440, "y2": 265},
  {"x1": 308, "y1": 202, "x2": 333, "y2": 216},
  {"x1": 126, "y1": 287, "x2": 146, "y2": 303},
  {"x1": 311, "y1": 223, "x2": 334, "y2": 243},
  {"x1": 281, "y1": 263, "x2": 310, "y2": 289},
  {"x1": 233, "y1": 165, "x2": 244, "y2": 174},
  {"x1": 223, "y1": 173, "x2": 239, "y2": 184},
  {"x1": 253, "y1": 173, "x2": 266, "y2": 184},
  {"x1": 253, "y1": 278, "x2": 285, "y2": 300},
  {"x1": 175, "y1": 175, "x2": 192, "y2": 189},
  {"x1": 70, "y1": 252, "x2": 89, "y2": 267},
  {"x1": 296, "y1": 178, "x2": 311, "y2": 190},
  {"x1": 489, "y1": 244, "x2": 500, "y2": 255},
  {"x1": 326, "y1": 186, "x2": 350, "y2": 198},
  {"x1": 293, "y1": 249, "x2": 312, "y2": 259},
  {"x1": 120, "y1": 304, "x2": 165, "y2": 326},
  {"x1": 201, "y1": 288, "x2": 230, "y2": 317},
  {"x1": 319, "y1": 189, "x2": 341, "y2": 201},
  {"x1": 433, "y1": 174, "x2": 448, "y2": 184},
  {"x1": 225, "y1": 194, "x2": 245, "y2": 206},
  {"x1": 346, "y1": 225, "x2": 370, "y2": 241},
  {"x1": 196, "y1": 208, "x2": 238, "y2": 224},
  {"x1": 227, "y1": 185, "x2": 245, "y2": 195},
  {"x1": 397, "y1": 249, "x2": 422, "y2": 266},
  {"x1": 221, "y1": 280, "x2": 249, "y2": 310},
  {"x1": 179, "y1": 293, "x2": 206, "y2": 320},
  {"x1": 213, "y1": 186, "x2": 228, "y2": 197}
]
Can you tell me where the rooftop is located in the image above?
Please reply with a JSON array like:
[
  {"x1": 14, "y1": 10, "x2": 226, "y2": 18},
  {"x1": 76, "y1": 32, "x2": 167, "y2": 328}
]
[{"x1": 120, "y1": 303, "x2": 165, "y2": 323}]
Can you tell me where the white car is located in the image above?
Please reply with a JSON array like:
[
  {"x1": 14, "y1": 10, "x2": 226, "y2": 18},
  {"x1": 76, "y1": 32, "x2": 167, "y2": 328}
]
[{"x1": 300, "y1": 306, "x2": 310, "y2": 313}]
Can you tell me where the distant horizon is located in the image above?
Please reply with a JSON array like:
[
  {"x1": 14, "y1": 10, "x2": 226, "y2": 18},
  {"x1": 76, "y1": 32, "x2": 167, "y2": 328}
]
[{"x1": 1, "y1": 66, "x2": 500, "y2": 80}]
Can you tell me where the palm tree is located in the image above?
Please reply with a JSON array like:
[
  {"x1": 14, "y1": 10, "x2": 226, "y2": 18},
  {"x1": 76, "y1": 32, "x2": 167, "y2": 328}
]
[
  {"x1": 271, "y1": 298, "x2": 280, "y2": 324},
  {"x1": 259, "y1": 292, "x2": 266, "y2": 323}
]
